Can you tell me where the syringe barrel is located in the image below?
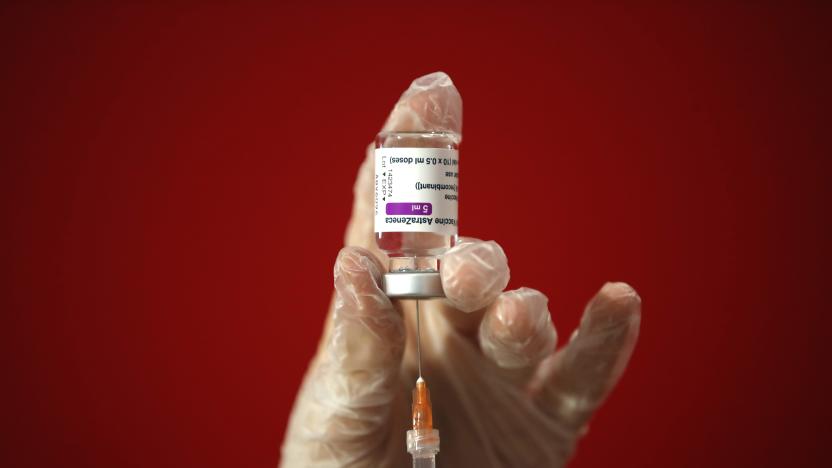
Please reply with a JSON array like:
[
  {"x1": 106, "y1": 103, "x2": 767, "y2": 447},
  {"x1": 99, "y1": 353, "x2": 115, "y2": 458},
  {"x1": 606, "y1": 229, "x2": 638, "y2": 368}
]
[
  {"x1": 413, "y1": 455, "x2": 436, "y2": 468},
  {"x1": 407, "y1": 428, "x2": 440, "y2": 463}
]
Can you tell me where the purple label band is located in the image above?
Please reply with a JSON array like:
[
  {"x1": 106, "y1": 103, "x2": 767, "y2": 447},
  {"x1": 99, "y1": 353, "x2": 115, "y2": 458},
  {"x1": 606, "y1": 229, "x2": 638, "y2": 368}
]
[{"x1": 386, "y1": 202, "x2": 432, "y2": 215}]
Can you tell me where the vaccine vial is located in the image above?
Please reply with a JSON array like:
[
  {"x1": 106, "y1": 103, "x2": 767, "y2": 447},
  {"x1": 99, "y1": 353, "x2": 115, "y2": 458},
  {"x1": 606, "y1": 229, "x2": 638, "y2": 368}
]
[{"x1": 375, "y1": 131, "x2": 460, "y2": 296}]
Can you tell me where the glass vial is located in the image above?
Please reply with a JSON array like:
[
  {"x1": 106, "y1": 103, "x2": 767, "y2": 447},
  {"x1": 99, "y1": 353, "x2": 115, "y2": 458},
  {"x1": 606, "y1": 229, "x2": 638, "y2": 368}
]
[{"x1": 374, "y1": 131, "x2": 460, "y2": 272}]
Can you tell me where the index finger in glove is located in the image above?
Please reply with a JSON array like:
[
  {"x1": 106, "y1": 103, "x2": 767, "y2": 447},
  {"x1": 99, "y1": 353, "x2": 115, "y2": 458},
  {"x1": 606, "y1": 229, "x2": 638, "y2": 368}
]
[
  {"x1": 382, "y1": 71, "x2": 462, "y2": 134},
  {"x1": 528, "y1": 282, "x2": 641, "y2": 431}
]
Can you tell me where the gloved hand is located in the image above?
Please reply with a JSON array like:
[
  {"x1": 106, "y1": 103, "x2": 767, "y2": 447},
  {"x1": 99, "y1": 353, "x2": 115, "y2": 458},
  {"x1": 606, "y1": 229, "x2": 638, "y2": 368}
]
[{"x1": 280, "y1": 72, "x2": 642, "y2": 468}]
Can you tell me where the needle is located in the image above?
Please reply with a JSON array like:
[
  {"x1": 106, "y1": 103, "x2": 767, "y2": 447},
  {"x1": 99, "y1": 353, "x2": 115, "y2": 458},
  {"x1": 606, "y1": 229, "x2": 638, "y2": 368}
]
[{"x1": 416, "y1": 299, "x2": 422, "y2": 379}]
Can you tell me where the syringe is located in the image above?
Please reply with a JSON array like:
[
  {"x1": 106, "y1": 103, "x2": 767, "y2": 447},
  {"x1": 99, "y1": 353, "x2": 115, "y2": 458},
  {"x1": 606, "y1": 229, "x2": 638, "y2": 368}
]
[
  {"x1": 381, "y1": 273, "x2": 444, "y2": 466},
  {"x1": 406, "y1": 299, "x2": 440, "y2": 468}
]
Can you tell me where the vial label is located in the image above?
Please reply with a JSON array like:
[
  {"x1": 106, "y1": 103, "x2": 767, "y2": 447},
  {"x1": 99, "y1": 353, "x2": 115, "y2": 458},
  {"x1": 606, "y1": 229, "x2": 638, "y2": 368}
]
[{"x1": 374, "y1": 148, "x2": 459, "y2": 235}]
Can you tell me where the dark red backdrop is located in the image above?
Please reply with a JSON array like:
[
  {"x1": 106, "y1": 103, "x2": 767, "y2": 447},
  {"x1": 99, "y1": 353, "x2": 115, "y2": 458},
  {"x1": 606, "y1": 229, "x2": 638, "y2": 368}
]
[{"x1": 2, "y1": 2, "x2": 829, "y2": 467}]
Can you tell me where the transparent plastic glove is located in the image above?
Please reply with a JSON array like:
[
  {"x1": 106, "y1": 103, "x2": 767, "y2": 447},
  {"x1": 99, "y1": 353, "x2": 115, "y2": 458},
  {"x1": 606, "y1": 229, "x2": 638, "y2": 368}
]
[{"x1": 280, "y1": 72, "x2": 642, "y2": 468}]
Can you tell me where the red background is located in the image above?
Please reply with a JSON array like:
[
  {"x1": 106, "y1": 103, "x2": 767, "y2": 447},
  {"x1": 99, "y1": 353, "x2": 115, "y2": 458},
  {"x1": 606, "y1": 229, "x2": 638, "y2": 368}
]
[{"x1": 2, "y1": 2, "x2": 829, "y2": 467}]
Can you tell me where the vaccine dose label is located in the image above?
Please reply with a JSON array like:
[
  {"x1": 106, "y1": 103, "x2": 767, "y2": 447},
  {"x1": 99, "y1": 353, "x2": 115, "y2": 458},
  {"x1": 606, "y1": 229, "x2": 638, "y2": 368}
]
[{"x1": 374, "y1": 147, "x2": 459, "y2": 235}]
